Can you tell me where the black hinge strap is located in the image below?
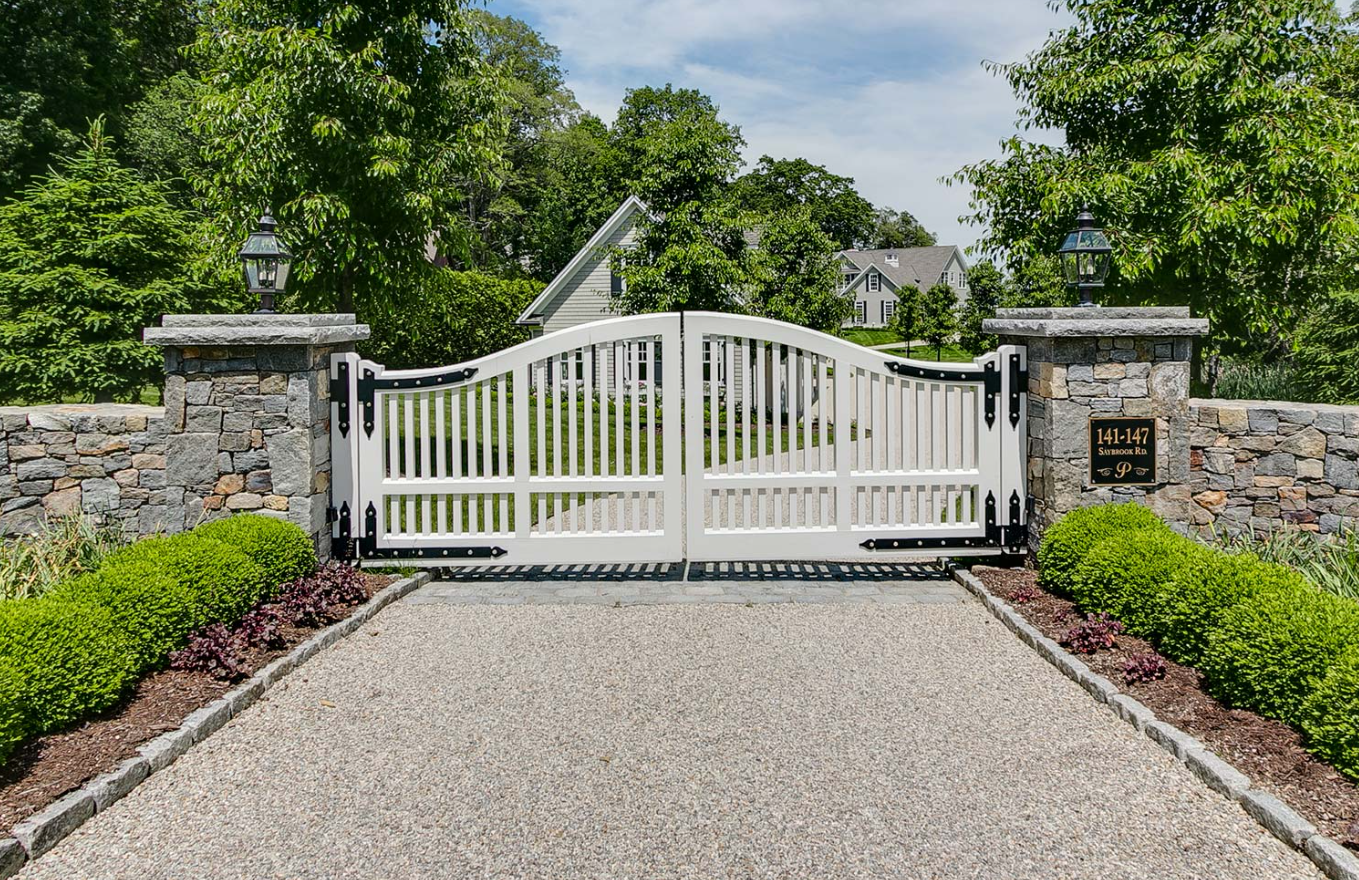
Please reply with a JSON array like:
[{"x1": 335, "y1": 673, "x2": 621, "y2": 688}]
[
  {"x1": 331, "y1": 361, "x2": 351, "y2": 438},
  {"x1": 983, "y1": 362, "x2": 1000, "y2": 428},
  {"x1": 1008, "y1": 353, "x2": 1026, "y2": 428}
]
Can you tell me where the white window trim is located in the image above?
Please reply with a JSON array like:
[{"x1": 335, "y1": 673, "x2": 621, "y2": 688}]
[
  {"x1": 854, "y1": 301, "x2": 866, "y2": 325},
  {"x1": 867, "y1": 272, "x2": 881, "y2": 293},
  {"x1": 882, "y1": 300, "x2": 895, "y2": 323}
]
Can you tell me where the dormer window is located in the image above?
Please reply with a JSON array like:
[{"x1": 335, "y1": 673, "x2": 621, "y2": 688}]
[
  {"x1": 867, "y1": 272, "x2": 881, "y2": 293},
  {"x1": 885, "y1": 253, "x2": 899, "y2": 267}
]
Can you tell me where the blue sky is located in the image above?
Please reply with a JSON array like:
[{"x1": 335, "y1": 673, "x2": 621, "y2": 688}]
[{"x1": 490, "y1": 0, "x2": 1070, "y2": 254}]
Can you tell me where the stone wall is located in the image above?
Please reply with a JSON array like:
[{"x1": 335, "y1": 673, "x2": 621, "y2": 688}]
[
  {"x1": 1188, "y1": 399, "x2": 1359, "y2": 537},
  {"x1": 0, "y1": 405, "x2": 169, "y2": 538}
]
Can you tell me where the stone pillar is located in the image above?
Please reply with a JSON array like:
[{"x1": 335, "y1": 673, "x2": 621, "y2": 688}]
[
  {"x1": 143, "y1": 314, "x2": 369, "y2": 558},
  {"x1": 983, "y1": 307, "x2": 1209, "y2": 550}
]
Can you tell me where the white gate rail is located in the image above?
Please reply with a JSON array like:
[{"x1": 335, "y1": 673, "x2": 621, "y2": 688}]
[{"x1": 332, "y1": 312, "x2": 1026, "y2": 566}]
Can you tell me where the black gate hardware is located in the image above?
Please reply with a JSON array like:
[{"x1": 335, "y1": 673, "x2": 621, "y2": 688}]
[
  {"x1": 983, "y1": 361, "x2": 1000, "y2": 428},
  {"x1": 332, "y1": 501, "x2": 353, "y2": 561},
  {"x1": 1008, "y1": 353, "x2": 1027, "y2": 428},
  {"x1": 360, "y1": 545, "x2": 508, "y2": 561},
  {"x1": 331, "y1": 361, "x2": 351, "y2": 438},
  {"x1": 860, "y1": 490, "x2": 1021, "y2": 552},
  {"x1": 357, "y1": 366, "x2": 480, "y2": 438},
  {"x1": 884, "y1": 361, "x2": 977, "y2": 382}
]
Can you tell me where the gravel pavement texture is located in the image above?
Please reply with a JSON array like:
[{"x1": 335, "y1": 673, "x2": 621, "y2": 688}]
[{"x1": 19, "y1": 584, "x2": 1321, "y2": 880}]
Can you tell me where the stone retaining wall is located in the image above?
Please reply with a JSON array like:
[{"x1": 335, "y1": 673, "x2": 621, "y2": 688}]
[
  {"x1": 1188, "y1": 399, "x2": 1359, "y2": 537},
  {"x1": 0, "y1": 405, "x2": 169, "y2": 538}
]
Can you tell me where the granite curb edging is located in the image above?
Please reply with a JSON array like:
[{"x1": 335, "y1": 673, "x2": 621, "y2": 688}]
[
  {"x1": 946, "y1": 561, "x2": 1359, "y2": 880},
  {"x1": 0, "y1": 569, "x2": 431, "y2": 877}
]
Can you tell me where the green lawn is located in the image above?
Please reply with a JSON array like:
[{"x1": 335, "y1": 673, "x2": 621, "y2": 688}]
[
  {"x1": 884, "y1": 343, "x2": 974, "y2": 363},
  {"x1": 841, "y1": 328, "x2": 899, "y2": 347}
]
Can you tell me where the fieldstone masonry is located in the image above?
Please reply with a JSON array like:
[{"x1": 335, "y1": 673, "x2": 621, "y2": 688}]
[
  {"x1": 144, "y1": 314, "x2": 369, "y2": 559},
  {"x1": 0, "y1": 405, "x2": 169, "y2": 539},
  {"x1": 985, "y1": 308, "x2": 1210, "y2": 551},
  {"x1": 1188, "y1": 399, "x2": 1359, "y2": 537}
]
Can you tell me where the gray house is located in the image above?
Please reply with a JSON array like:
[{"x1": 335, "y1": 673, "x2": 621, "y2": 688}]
[{"x1": 836, "y1": 246, "x2": 970, "y2": 328}]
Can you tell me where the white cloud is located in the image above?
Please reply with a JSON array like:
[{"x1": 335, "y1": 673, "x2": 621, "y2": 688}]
[{"x1": 500, "y1": 0, "x2": 1070, "y2": 253}]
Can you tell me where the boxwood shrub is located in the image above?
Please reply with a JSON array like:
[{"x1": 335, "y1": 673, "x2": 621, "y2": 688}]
[
  {"x1": 1037, "y1": 503, "x2": 1170, "y2": 596},
  {"x1": 1200, "y1": 581, "x2": 1359, "y2": 726},
  {"x1": 0, "y1": 598, "x2": 139, "y2": 733},
  {"x1": 195, "y1": 515, "x2": 316, "y2": 588},
  {"x1": 99, "y1": 533, "x2": 269, "y2": 629},
  {"x1": 1156, "y1": 554, "x2": 1310, "y2": 667},
  {"x1": 1299, "y1": 648, "x2": 1359, "y2": 783},
  {"x1": 1069, "y1": 528, "x2": 1210, "y2": 636},
  {"x1": 0, "y1": 661, "x2": 28, "y2": 765},
  {"x1": 47, "y1": 563, "x2": 197, "y2": 673}
]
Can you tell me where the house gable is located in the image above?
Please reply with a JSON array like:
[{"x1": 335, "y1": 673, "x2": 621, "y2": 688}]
[{"x1": 515, "y1": 195, "x2": 648, "y2": 327}]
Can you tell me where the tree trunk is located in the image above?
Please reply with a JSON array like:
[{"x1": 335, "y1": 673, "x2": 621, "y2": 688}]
[{"x1": 338, "y1": 268, "x2": 355, "y2": 314}]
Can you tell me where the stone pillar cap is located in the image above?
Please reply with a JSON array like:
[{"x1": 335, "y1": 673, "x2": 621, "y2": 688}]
[
  {"x1": 144, "y1": 313, "x2": 370, "y2": 347},
  {"x1": 983, "y1": 306, "x2": 1208, "y2": 338}
]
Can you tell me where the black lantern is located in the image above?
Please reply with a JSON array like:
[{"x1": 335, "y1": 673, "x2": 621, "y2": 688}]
[
  {"x1": 238, "y1": 210, "x2": 292, "y2": 314},
  {"x1": 1058, "y1": 208, "x2": 1112, "y2": 307}
]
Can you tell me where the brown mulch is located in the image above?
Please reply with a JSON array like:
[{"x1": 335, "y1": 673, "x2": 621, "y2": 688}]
[
  {"x1": 974, "y1": 564, "x2": 1359, "y2": 849},
  {"x1": 0, "y1": 571, "x2": 396, "y2": 831}
]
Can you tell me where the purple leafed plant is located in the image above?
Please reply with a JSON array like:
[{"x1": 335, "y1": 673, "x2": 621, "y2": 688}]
[
  {"x1": 276, "y1": 563, "x2": 367, "y2": 628},
  {"x1": 1121, "y1": 652, "x2": 1168, "y2": 684},
  {"x1": 170, "y1": 624, "x2": 246, "y2": 680},
  {"x1": 1061, "y1": 613, "x2": 1124, "y2": 654},
  {"x1": 1008, "y1": 582, "x2": 1041, "y2": 604},
  {"x1": 236, "y1": 604, "x2": 287, "y2": 649}
]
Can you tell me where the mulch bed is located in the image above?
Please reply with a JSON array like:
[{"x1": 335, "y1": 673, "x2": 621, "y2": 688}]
[
  {"x1": 0, "y1": 571, "x2": 396, "y2": 831},
  {"x1": 974, "y1": 564, "x2": 1359, "y2": 849}
]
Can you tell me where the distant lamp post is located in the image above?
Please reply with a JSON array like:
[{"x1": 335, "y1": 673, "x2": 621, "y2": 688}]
[
  {"x1": 1058, "y1": 208, "x2": 1112, "y2": 307},
  {"x1": 238, "y1": 210, "x2": 292, "y2": 314}
]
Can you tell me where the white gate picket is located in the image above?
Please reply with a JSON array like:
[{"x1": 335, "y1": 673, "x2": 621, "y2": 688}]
[{"x1": 331, "y1": 311, "x2": 1025, "y2": 566}]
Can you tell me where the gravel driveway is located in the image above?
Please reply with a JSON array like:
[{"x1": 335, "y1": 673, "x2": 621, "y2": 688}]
[{"x1": 19, "y1": 582, "x2": 1320, "y2": 879}]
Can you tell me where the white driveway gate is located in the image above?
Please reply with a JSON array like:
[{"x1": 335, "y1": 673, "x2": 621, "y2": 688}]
[{"x1": 331, "y1": 312, "x2": 1026, "y2": 566}]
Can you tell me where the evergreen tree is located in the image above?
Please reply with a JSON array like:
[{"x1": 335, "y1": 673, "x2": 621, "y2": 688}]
[{"x1": 0, "y1": 121, "x2": 223, "y2": 403}]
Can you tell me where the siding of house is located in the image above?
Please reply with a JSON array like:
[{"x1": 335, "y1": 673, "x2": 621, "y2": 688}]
[
  {"x1": 537, "y1": 221, "x2": 637, "y2": 335},
  {"x1": 850, "y1": 273, "x2": 905, "y2": 328}
]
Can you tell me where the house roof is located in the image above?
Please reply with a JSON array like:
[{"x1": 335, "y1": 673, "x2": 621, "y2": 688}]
[
  {"x1": 838, "y1": 245, "x2": 966, "y2": 291},
  {"x1": 515, "y1": 195, "x2": 649, "y2": 325}
]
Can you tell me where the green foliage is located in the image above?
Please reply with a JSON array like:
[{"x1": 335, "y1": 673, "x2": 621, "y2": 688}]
[
  {"x1": 0, "y1": 597, "x2": 138, "y2": 733},
  {"x1": 47, "y1": 566, "x2": 196, "y2": 672},
  {"x1": 732, "y1": 156, "x2": 874, "y2": 250},
  {"x1": 1037, "y1": 503, "x2": 1170, "y2": 596},
  {"x1": 0, "y1": 662, "x2": 28, "y2": 766},
  {"x1": 888, "y1": 286, "x2": 921, "y2": 356},
  {"x1": 189, "y1": 0, "x2": 507, "y2": 314},
  {"x1": 1300, "y1": 647, "x2": 1359, "y2": 782},
  {"x1": 1201, "y1": 580, "x2": 1359, "y2": 725},
  {"x1": 614, "y1": 201, "x2": 752, "y2": 315},
  {"x1": 0, "y1": 515, "x2": 120, "y2": 601},
  {"x1": 194, "y1": 515, "x2": 317, "y2": 588},
  {"x1": 746, "y1": 208, "x2": 849, "y2": 333},
  {"x1": 864, "y1": 206, "x2": 935, "y2": 249},
  {"x1": 608, "y1": 85, "x2": 743, "y2": 210},
  {"x1": 1295, "y1": 288, "x2": 1359, "y2": 404},
  {"x1": 100, "y1": 533, "x2": 270, "y2": 629},
  {"x1": 1069, "y1": 529, "x2": 1210, "y2": 636},
  {"x1": 123, "y1": 72, "x2": 207, "y2": 201},
  {"x1": 0, "y1": 121, "x2": 221, "y2": 403},
  {"x1": 0, "y1": 0, "x2": 197, "y2": 198},
  {"x1": 953, "y1": 0, "x2": 1359, "y2": 353},
  {"x1": 917, "y1": 282, "x2": 959, "y2": 358},
  {"x1": 1221, "y1": 525, "x2": 1359, "y2": 601},
  {"x1": 957, "y1": 261, "x2": 1005, "y2": 354},
  {"x1": 362, "y1": 269, "x2": 540, "y2": 369},
  {"x1": 1158, "y1": 554, "x2": 1311, "y2": 666},
  {"x1": 1213, "y1": 360, "x2": 1307, "y2": 403},
  {"x1": 523, "y1": 114, "x2": 620, "y2": 281}
]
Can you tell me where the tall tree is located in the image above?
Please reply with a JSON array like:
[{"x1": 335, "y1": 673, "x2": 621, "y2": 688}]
[
  {"x1": 864, "y1": 206, "x2": 936, "y2": 249},
  {"x1": 612, "y1": 86, "x2": 749, "y2": 313},
  {"x1": 747, "y1": 208, "x2": 849, "y2": 333},
  {"x1": 523, "y1": 114, "x2": 620, "y2": 280},
  {"x1": 0, "y1": 121, "x2": 227, "y2": 403},
  {"x1": 188, "y1": 0, "x2": 507, "y2": 314},
  {"x1": 954, "y1": 0, "x2": 1359, "y2": 354},
  {"x1": 917, "y1": 282, "x2": 959, "y2": 359},
  {"x1": 0, "y1": 0, "x2": 197, "y2": 198},
  {"x1": 733, "y1": 156, "x2": 874, "y2": 249},
  {"x1": 957, "y1": 260, "x2": 1006, "y2": 355},
  {"x1": 888, "y1": 285, "x2": 921, "y2": 356}
]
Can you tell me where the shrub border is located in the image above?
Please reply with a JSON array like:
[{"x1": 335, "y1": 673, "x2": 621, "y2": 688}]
[
  {"x1": 945, "y1": 560, "x2": 1359, "y2": 880},
  {"x1": 0, "y1": 570, "x2": 432, "y2": 877}
]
